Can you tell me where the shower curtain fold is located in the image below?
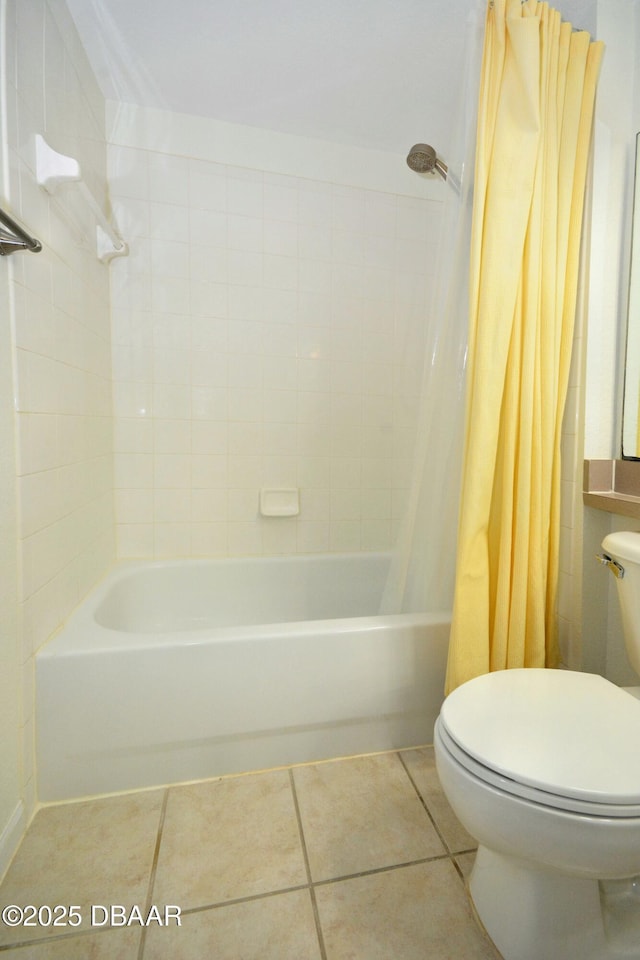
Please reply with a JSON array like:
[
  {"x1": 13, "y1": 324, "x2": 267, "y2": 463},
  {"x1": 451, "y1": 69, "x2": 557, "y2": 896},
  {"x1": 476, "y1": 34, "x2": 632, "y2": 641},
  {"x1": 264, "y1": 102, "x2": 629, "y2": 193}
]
[{"x1": 445, "y1": 0, "x2": 604, "y2": 693}]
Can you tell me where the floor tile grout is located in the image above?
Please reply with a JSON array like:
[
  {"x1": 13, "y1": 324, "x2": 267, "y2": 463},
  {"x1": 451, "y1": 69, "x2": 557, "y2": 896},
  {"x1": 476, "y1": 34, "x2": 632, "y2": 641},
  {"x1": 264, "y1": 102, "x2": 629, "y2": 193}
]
[
  {"x1": 0, "y1": 926, "x2": 122, "y2": 952},
  {"x1": 173, "y1": 850, "x2": 470, "y2": 917},
  {"x1": 180, "y1": 882, "x2": 312, "y2": 915},
  {"x1": 137, "y1": 788, "x2": 168, "y2": 960},
  {"x1": 397, "y1": 750, "x2": 453, "y2": 855},
  {"x1": 131, "y1": 846, "x2": 479, "y2": 923},
  {"x1": 288, "y1": 767, "x2": 329, "y2": 960},
  {"x1": 310, "y1": 852, "x2": 470, "y2": 888},
  {"x1": 396, "y1": 750, "x2": 478, "y2": 888},
  {"x1": 288, "y1": 768, "x2": 313, "y2": 887}
]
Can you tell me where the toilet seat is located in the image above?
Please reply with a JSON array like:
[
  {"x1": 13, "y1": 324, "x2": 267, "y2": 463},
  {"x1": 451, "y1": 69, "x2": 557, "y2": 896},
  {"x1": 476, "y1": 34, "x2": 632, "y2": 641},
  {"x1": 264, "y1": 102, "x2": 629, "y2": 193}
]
[{"x1": 438, "y1": 669, "x2": 640, "y2": 818}]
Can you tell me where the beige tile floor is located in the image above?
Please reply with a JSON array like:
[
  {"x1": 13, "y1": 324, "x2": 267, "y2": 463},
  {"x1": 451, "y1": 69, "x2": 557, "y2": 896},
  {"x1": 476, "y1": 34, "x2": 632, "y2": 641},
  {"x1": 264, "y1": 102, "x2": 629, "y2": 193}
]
[{"x1": 0, "y1": 748, "x2": 501, "y2": 959}]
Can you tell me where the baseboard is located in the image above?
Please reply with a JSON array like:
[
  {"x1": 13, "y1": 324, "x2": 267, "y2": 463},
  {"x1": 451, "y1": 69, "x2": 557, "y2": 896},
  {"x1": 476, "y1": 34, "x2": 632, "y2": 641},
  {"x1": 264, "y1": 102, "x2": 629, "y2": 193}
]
[{"x1": 0, "y1": 801, "x2": 25, "y2": 883}]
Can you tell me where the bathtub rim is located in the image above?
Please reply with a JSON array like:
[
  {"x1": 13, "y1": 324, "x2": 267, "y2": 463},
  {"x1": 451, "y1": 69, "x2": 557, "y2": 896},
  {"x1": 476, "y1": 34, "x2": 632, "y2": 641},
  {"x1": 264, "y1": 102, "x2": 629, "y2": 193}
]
[
  {"x1": 38, "y1": 554, "x2": 451, "y2": 657},
  {"x1": 41, "y1": 609, "x2": 451, "y2": 657}
]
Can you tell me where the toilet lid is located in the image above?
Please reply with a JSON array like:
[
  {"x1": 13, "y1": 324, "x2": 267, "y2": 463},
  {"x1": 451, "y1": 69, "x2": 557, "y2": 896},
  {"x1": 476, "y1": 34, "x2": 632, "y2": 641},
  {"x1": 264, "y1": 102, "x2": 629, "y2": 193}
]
[{"x1": 440, "y1": 669, "x2": 640, "y2": 809}]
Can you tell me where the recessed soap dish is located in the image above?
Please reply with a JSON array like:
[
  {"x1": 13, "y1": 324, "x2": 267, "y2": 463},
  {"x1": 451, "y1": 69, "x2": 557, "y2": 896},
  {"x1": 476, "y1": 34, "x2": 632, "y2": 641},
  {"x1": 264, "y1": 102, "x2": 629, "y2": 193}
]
[{"x1": 259, "y1": 488, "x2": 299, "y2": 517}]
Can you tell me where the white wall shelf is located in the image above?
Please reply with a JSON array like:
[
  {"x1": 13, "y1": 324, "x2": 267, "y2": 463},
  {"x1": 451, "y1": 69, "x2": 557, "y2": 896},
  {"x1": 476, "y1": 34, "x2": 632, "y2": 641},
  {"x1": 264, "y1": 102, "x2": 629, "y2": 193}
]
[{"x1": 35, "y1": 134, "x2": 128, "y2": 263}]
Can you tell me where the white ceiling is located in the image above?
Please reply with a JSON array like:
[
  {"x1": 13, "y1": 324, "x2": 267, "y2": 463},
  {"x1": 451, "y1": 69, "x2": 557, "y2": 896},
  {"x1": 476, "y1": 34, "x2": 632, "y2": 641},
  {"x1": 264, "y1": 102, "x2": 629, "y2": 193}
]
[{"x1": 65, "y1": 0, "x2": 479, "y2": 157}]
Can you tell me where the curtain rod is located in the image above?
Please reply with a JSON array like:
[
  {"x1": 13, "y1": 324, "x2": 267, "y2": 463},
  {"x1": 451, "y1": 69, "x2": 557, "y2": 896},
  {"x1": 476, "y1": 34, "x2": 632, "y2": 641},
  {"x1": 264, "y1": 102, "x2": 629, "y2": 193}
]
[{"x1": 0, "y1": 204, "x2": 42, "y2": 256}]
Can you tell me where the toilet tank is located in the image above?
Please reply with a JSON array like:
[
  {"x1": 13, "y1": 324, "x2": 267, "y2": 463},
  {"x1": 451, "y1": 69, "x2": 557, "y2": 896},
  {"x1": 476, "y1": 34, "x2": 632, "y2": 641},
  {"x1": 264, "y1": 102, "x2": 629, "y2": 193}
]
[{"x1": 602, "y1": 532, "x2": 640, "y2": 677}]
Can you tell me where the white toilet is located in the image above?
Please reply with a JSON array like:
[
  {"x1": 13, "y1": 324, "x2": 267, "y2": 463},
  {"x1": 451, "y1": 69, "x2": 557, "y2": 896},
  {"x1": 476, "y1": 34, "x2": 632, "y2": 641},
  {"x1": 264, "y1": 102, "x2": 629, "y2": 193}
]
[{"x1": 434, "y1": 531, "x2": 640, "y2": 960}]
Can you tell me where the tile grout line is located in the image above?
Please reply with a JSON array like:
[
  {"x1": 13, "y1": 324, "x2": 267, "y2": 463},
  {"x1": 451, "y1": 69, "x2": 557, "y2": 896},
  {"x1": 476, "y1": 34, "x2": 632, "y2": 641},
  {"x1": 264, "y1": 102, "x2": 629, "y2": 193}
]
[
  {"x1": 0, "y1": 791, "x2": 172, "y2": 956},
  {"x1": 180, "y1": 882, "x2": 312, "y2": 915},
  {"x1": 311, "y1": 852, "x2": 461, "y2": 887},
  {"x1": 288, "y1": 768, "x2": 328, "y2": 960},
  {"x1": 137, "y1": 787, "x2": 169, "y2": 960},
  {"x1": 397, "y1": 751, "x2": 477, "y2": 888},
  {"x1": 0, "y1": 928, "x2": 113, "y2": 953},
  {"x1": 175, "y1": 851, "x2": 462, "y2": 919},
  {"x1": 397, "y1": 750, "x2": 455, "y2": 855}
]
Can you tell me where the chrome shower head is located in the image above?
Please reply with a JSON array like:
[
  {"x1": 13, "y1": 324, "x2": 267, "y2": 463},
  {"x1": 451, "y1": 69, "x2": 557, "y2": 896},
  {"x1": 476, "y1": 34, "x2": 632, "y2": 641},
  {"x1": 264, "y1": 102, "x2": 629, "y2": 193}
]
[
  {"x1": 407, "y1": 143, "x2": 437, "y2": 173},
  {"x1": 406, "y1": 143, "x2": 448, "y2": 180}
]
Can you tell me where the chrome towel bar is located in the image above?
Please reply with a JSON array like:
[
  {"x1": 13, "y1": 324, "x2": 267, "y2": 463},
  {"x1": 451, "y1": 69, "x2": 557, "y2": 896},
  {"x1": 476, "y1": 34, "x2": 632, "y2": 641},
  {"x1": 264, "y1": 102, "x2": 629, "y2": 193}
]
[{"x1": 0, "y1": 204, "x2": 42, "y2": 256}]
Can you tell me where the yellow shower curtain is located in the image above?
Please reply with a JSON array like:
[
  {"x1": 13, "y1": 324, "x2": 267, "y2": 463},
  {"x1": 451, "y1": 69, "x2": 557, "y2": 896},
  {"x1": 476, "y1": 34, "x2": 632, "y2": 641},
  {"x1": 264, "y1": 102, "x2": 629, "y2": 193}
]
[{"x1": 445, "y1": 0, "x2": 603, "y2": 693}]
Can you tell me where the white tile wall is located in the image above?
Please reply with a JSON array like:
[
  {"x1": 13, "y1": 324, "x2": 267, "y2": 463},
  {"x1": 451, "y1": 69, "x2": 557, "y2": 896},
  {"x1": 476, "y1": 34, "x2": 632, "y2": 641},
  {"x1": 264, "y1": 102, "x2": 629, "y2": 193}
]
[
  {"x1": 3, "y1": 0, "x2": 114, "y2": 810},
  {"x1": 0, "y1": 222, "x2": 23, "y2": 877},
  {"x1": 109, "y1": 128, "x2": 442, "y2": 558},
  {"x1": 562, "y1": 4, "x2": 640, "y2": 672}
]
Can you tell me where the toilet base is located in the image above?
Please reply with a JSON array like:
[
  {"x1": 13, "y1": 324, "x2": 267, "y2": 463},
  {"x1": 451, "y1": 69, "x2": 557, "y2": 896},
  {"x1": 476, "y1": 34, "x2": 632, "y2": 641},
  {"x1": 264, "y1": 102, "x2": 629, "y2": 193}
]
[{"x1": 469, "y1": 846, "x2": 640, "y2": 960}]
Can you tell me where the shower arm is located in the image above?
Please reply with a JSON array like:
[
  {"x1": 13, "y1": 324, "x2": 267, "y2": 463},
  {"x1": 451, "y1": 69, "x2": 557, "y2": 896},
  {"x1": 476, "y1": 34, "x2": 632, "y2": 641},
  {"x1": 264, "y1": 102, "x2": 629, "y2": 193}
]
[{"x1": 434, "y1": 158, "x2": 448, "y2": 180}]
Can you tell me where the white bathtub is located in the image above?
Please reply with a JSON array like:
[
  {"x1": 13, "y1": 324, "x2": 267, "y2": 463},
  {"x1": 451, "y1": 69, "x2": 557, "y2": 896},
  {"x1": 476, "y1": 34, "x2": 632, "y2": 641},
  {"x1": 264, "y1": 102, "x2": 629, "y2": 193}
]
[{"x1": 36, "y1": 553, "x2": 450, "y2": 802}]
